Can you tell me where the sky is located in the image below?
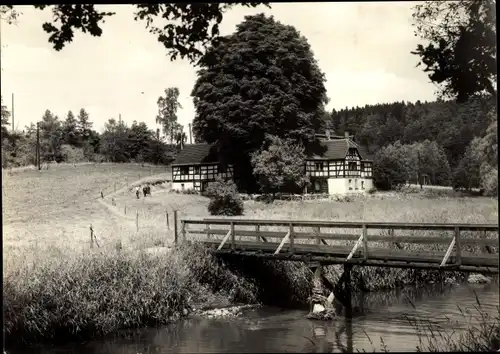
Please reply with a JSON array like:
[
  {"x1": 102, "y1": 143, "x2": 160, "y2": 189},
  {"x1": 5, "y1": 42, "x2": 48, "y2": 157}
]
[{"x1": 0, "y1": 2, "x2": 437, "y2": 134}]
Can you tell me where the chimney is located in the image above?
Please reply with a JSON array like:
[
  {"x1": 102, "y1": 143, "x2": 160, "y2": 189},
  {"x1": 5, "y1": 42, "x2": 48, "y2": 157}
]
[
  {"x1": 325, "y1": 129, "x2": 331, "y2": 140},
  {"x1": 344, "y1": 131, "x2": 349, "y2": 139}
]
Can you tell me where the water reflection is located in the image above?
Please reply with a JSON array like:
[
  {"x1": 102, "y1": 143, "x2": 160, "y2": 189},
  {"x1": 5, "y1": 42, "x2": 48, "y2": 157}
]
[{"x1": 8, "y1": 282, "x2": 498, "y2": 354}]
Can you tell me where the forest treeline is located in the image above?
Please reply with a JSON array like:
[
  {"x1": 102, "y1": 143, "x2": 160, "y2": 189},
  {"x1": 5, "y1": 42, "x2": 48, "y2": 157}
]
[
  {"x1": 326, "y1": 96, "x2": 497, "y2": 195},
  {"x1": 0, "y1": 106, "x2": 181, "y2": 167},
  {"x1": 1, "y1": 94, "x2": 497, "y2": 196}
]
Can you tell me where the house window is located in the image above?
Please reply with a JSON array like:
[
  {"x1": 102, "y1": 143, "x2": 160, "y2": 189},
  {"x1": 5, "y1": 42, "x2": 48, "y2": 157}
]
[
  {"x1": 180, "y1": 166, "x2": 189, "y2": 175},
  {"x1": 361, "y1": 181, "x2": 365, "y2": 189},
  {"x1": 348, "y1": 162, "x2": 357, "y2": 171},
  {"x1": 349, "y1": 179, "x2": 352, "y2": 190},
  {"x1": 194, "y1": 166, "x2": 200, "y2": 174},
  {"x1": 315, "y1": 162, "x2": 324, "y2": 171},
  {"x1": 360, "y1": 162, "x2": 365, "y2": 171},
  {"x1": 181, "y1": 183, "x2": 185, "y2": 190}
]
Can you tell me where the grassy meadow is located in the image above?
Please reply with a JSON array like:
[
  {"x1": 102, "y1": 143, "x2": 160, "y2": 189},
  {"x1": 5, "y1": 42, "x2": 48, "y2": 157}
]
[{"x1": 2, "y1": 163, "x2": 498, "y2": 347}]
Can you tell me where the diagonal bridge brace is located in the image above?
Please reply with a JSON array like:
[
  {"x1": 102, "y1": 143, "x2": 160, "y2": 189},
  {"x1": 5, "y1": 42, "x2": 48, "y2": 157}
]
[
  {"x1": 440, "y1": 227, "x2": 462, "y2": 268},
  {"x1": 274, "y1": 230, "x2": 291, "y2": 255},
  {"x1": 217, "y1": 229, "x2": 232, "y2": 251}
]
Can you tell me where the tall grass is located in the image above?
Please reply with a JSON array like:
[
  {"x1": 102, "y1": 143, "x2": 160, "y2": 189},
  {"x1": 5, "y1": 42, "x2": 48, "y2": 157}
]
[
  {"x1": 411, "y1": 297, "x2": 500, "y2": 352},
  {"x1": 3, "y1": 245, "x2": 258, "y2": 347}
]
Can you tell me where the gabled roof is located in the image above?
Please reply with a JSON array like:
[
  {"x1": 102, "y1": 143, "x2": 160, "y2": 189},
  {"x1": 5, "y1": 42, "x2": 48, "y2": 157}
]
[
  {"x1": 307, "y1": 138, "x2": 373, "y2": 161},
  {"x1": 172, "y1": 143, "x2": 219, "y2": 166},
  {"x1": 172, "y1": 138, "x2": 373, "y2": 165}
]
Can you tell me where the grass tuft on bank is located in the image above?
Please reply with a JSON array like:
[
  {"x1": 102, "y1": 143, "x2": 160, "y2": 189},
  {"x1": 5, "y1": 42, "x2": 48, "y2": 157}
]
[
  {"x1": 412, "y1": 302, "x2": 500, "y2": 352},
  {"x1": 3, "y1": 245, "x2": 257, "y2": 347}
]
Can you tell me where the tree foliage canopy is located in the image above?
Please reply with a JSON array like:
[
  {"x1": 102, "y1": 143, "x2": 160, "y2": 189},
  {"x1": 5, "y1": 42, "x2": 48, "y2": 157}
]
[
  {"x1": 1, "y1": 4, "x2": 268, "y2": 64},
  {"x1": 156, "y1": 87, "x2": 183, "y2": 144},
  {"x1": 251, "y1": 135, "x2": 309, "y2": 196},
  {"x1": 191, "y1": 14, "x2": 327, "y2": 190},
  {"x1": 411, "y1": 0, "x2": 496, "y2": 102}
]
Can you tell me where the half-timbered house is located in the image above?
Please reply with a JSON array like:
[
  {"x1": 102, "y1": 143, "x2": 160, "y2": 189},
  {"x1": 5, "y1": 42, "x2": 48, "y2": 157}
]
[
  {"x1": 171, "y1": 143, "x2": 234, "y2": 192},
  {"x1": 305, "y1": 131, "x2": 373, "y2": 194}
]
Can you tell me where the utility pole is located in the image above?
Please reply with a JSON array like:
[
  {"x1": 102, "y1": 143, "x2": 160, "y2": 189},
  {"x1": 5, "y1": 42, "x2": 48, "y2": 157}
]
[
  {"x1": 188, "y1": 123, "x2": 192, "y2": 144},
  {"x1": 11, "y1": 93, "x2": 14, "y2": 132},
  {"x1": 36, "y1": 122, "x2": 41, "y2": 170}
]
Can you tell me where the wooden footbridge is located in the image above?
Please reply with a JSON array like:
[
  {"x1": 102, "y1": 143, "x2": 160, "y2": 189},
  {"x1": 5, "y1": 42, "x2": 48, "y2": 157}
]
[{"x1": 177, "y1": 218, "x2": 499, "y2": 274}]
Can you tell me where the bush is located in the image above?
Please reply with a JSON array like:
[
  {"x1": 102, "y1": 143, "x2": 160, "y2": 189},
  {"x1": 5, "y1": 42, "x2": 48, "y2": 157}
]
[
  {"x1": 204, "y1": 176, "x2": 244, "y2": 216},
  {"x1": 60, "y1": 144, "x2": 86, "y2": 163}
]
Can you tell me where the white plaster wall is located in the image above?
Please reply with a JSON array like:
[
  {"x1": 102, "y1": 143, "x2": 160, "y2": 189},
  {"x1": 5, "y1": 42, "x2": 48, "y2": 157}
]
[
  {"x1": 171, "y1": 182, "x2": 194, "y2": 191},
  {"x1": 327, "y1": 178, "x2": 348, "y2": 194},
  {"x1": 361, "y1": 178, "x2": 373, "y2": 192},
  {"x1": 327, "y1": 178, "x2": 374, "y2": 194}
]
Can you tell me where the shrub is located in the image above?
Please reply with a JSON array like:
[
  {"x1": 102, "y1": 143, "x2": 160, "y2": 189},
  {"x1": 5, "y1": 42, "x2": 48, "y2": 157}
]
[{"x1": 204, "y1": 176, "x2": 244, "y2": 216}]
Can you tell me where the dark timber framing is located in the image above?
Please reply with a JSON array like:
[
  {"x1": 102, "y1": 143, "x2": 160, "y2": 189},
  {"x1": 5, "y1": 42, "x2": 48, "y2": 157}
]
[{"x1": 171, "y1": 143, "x2": 234, "y2": 192}]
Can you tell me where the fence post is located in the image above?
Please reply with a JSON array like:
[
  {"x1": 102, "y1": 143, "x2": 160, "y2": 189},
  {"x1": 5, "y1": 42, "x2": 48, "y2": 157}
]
[
  {"x1": 166, "y1": 210, "x2": 170, "y2": 229},
  {"x1": 181, "y1": 220, "x2": 186, "y2": 242},
  {"x1": 207, "y1": 223, "x2": 211, "y2": 239},
  {"x1": 90, "y1": 224, "x2": 94, "y2": 249},
  {"x1": 230, "y1": 222, "x2": 235, "y2": 250},
  {"x1": 455, "y1": 227, "x2": 461, "y2": 265},
  {"x1": 289, "y1": 223, "x2": 294, "y2": 254},
  {"x1": 362, "y1": 224, "x2": 368, "y2": 260},
  {"x1": 136, "y1": 210, "x2": 139, "y2": 232},
  {"x1": 174, "y1": 210, "x2": 178, "y2": 245},
  {"x1": 315, "y1": 226, "x2": 321, "y2": 245},
  {"x1": 255, "y1": 224, "x2": 260, "y2": 242}
]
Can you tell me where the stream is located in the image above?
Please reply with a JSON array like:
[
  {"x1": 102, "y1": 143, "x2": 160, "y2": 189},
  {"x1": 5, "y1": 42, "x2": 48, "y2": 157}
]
[{"x1": 8, "y1": 281, "x2": 499, "y2": 353}]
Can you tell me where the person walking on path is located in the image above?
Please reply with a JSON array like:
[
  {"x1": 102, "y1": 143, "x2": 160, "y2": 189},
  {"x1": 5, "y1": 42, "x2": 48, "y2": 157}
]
[{"x1": 135, "y1": 186, "x2": 140, "y2": 199}]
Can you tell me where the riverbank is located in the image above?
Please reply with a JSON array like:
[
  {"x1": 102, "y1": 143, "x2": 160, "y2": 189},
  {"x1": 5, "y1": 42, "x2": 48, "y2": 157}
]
[
  {"x1": 3, "y1": 244, "x2": 258, "y2": 347},
  {"x1": 4, "y1": 240, "x2": 498, "y2": 348},
  {"x1": 5, "y1": 282, "x2": 499, "y2": 353}
]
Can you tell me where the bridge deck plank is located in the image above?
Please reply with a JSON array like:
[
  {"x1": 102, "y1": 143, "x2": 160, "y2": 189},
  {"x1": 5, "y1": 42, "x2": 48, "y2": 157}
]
[{"x1": 196, "y1": 240, "x2": 498, "y2": 267}]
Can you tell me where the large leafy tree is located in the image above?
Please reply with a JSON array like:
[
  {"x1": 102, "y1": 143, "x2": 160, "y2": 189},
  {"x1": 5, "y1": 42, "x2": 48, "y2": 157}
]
[
  {"x1": 128, "y1": 120, "x2": 154, "y2": 161},
  {"x1": 411, "y1": 1, "x2": 496, "y2": 102},
  {"x1": 2, "y1": 4, "x2": 268, "y2": 64},
  {"x1": 99, "y1": 118, "x2": 130, "y2": 162},
  {"x1": 156, "y1": 87, "x2": 183, "y2": 144},
  {"x1": 191, "y1": 14, "x2": 327, "y2": 192}
]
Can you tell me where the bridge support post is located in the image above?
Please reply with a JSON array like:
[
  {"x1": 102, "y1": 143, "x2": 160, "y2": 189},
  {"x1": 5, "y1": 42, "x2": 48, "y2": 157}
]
[
  {"x1": 307, "y1": 263, "x2": 353, "y2": 320},
  {"x1": 343, "y1": 264, "x2": 352, "y2": 318},
  {"x1": 309, "y1": 263, "x2": 327, "y2": 313}
]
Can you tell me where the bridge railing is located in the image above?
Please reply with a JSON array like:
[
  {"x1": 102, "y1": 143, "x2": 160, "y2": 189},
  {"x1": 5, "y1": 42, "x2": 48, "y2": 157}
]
[{"x1": 178, "y1": 218, "x2": 499, "y2": 271}]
